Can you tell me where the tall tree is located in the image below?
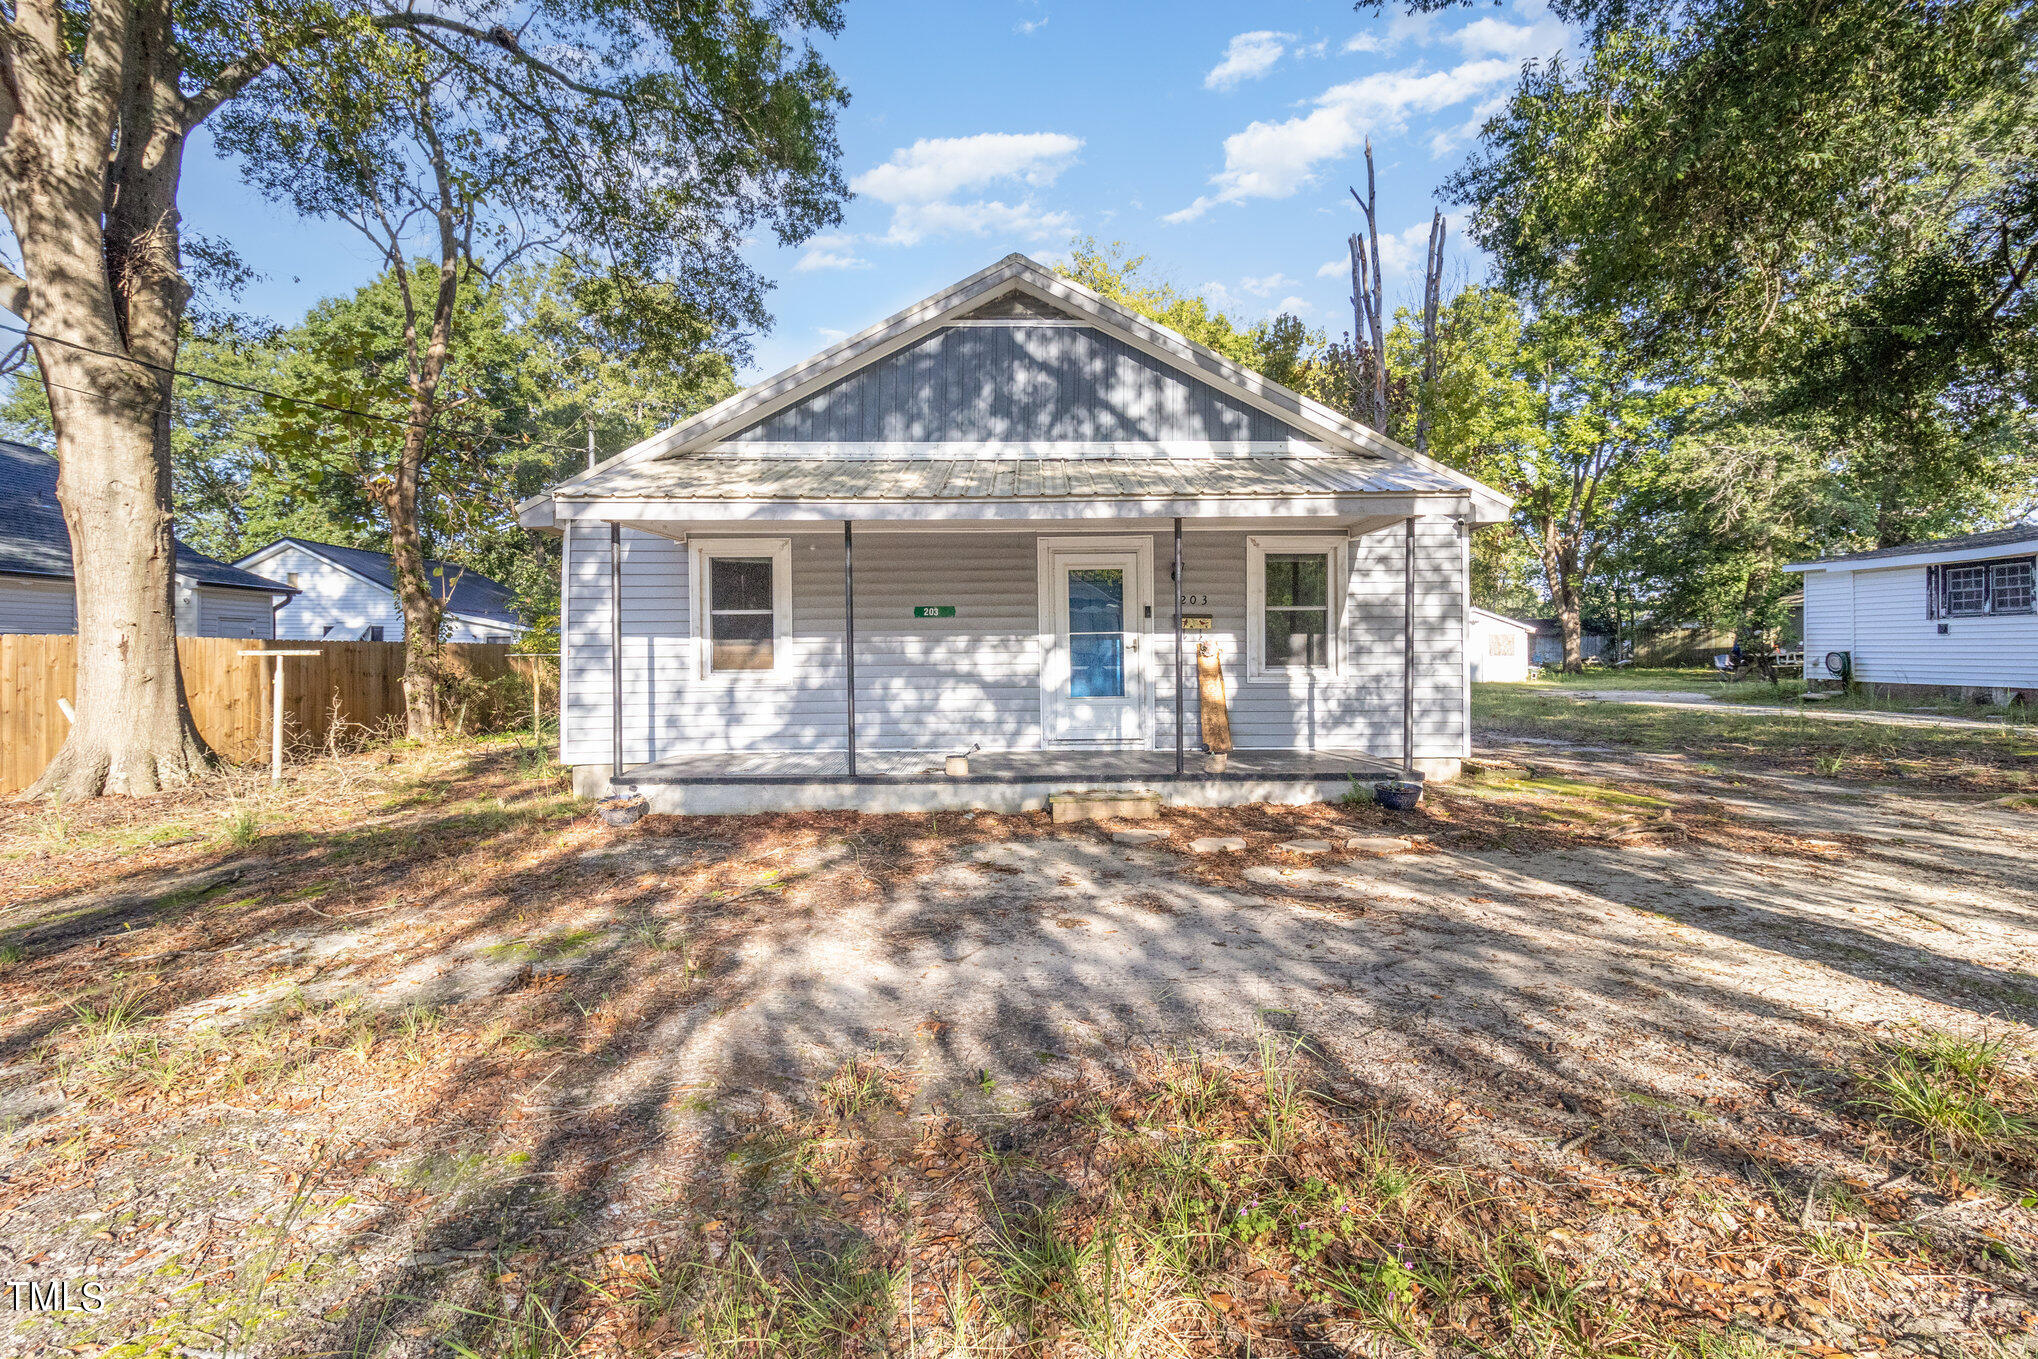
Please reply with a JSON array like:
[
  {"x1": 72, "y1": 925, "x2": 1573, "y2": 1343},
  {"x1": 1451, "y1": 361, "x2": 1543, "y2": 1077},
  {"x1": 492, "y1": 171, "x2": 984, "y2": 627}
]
[{"x1": 1, "y1": 0, "x2": 846, "y2": 798}]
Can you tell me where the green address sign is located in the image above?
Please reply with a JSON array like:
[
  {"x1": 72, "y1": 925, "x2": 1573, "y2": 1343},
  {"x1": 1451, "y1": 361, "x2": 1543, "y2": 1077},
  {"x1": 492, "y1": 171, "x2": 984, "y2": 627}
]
[{"x1": 913, "y1": 605, "x2": 956, "y2": 618}]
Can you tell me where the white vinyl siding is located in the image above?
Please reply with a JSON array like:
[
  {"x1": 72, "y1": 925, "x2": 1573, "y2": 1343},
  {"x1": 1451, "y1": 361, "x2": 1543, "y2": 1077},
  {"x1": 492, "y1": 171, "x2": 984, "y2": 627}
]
[
  {"x1": 0, "y1": 575, "x2": 76, "y2": 633},
  {"x1": 195, "y1": 587, "x2": 274, "y2": 639},
  {"x1": 562, "y1": 522, "x2": 1469, "y2": 769},
  {"x1": 255, "y1": 545, "x2": 410, "y2": 641},
  {"x1": 0, "y1": 576, "x2": 275, "y2": 638},
  {"x1": 1801, "y1": 561, "x2": 2038, "y2": 687}
]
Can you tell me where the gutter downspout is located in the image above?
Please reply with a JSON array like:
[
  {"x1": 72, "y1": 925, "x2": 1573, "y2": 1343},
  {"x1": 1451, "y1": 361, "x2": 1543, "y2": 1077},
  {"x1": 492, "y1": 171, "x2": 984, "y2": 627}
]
[
  {"x1": 844, "y1": 520, "x2": 857, "y2": 778},
  {"x1": 1403, "y1": 516, "x2": 1417, "y2": 778},
  {"x1": 610, "y1": 522, "x2": 623, "y2": 783},
  {"x1": 1173, "y1": 516, "x2": 1185, "y2": 776}
]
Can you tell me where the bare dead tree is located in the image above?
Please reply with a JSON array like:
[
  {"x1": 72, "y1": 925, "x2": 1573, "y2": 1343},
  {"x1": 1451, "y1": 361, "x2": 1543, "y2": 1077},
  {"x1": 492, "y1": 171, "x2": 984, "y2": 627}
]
[
  {"x1": 1414, "y1": 209, "x2": 1446, "y2": 455},
  {"x1": 1347, "y1": 141, "x2": 1389, "y2": 433}
]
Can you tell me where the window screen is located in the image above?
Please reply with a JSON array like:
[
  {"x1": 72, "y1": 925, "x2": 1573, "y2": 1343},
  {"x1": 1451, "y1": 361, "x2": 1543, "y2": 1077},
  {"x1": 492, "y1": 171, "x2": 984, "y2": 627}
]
[
  {"x1": 1489, "y1": 632, "x2": 1515, "y2": 657},
  {"x1": 709, "y1": 557, "x2": 775, "y2": 671},
  {"x1": 1263, "y1": 553, "x2": 1330, "y2": 668}
]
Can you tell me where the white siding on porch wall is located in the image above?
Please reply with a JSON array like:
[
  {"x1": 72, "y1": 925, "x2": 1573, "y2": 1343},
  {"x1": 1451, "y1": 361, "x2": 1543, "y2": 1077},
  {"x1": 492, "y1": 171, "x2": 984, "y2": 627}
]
[{"x1": 562, "y1": 518, "x2": 1468, "y2": 769}]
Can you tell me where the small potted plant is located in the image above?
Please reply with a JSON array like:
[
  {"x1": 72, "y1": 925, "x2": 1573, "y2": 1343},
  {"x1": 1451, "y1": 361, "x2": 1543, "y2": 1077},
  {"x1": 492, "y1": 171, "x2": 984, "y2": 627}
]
[
  {"x1": 1373, "y1": 779, "x2": 1424, "y2": 812},
  {"x1": 596, "y1": 794, "x2": 649, "y2": 828}
]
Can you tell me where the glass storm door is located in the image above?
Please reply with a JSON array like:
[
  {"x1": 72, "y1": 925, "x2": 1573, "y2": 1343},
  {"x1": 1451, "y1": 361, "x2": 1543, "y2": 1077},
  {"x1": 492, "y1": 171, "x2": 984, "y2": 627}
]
[{"x1": 1048, "y1": 552, "x2": 1145, "y2": 745}]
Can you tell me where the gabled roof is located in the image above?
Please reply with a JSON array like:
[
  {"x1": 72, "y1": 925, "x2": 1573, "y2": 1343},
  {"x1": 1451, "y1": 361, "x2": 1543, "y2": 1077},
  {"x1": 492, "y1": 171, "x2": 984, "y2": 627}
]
[
  {"x1": 235, "y1": 536, "x2": 521, "y2": 627},
  {"x1": 527, "y1": 254, "x2": 1511, "y2": 523},
  {"x1": 1786, "y1": 524, "x2": 2038, "y2": 573},
  {"x1": 0, "y1": 440, "x2": 294, "y2": 594},
  {"x1": 1470, "y1": 607, "x2": 1538, "y2": 632}
]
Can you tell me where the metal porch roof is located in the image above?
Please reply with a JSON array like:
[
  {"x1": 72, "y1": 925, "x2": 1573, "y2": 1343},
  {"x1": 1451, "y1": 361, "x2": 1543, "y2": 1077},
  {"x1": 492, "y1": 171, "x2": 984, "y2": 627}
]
[{"x1": 558, "y1": 454, "x2": 1467, "y2": 503}]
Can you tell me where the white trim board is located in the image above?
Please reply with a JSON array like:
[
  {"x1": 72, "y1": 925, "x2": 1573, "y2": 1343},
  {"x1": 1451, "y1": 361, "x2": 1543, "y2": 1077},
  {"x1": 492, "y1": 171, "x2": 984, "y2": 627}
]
[{"x1": 1245, "y1": 533, "x2": 1350, "y2": 682}]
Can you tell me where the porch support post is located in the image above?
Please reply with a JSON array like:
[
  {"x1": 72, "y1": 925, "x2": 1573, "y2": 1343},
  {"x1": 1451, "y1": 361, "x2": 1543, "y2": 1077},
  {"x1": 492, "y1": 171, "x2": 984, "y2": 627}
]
[
  {"x1": 843, "y1": 520, "x2": 857, "y2": 778},
  {"x1": 1403, "y1": 516, "x2": 1417, "y2": 777},
  {"x1": 1173, "y1": 516, "x2": 1185, "y2": 776},
  {"x1": 610, "y1": 522, "x2": 624, "y2": 782}
]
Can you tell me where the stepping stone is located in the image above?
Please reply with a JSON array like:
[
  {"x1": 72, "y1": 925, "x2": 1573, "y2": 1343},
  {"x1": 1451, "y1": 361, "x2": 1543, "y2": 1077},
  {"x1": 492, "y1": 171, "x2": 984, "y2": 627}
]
[
  {"x1": 1344, "y1": 836, "x2": 1412, "y2": 854},
  {"x1": 1187, "y1": 836, "x2": 1247, "y2": 854},
  {"x1": 1111, "y1": 828, "x2": 1170, "y2": 846},
  {"x1": 1276, "y1": 839, "x2": 1333, "y2": 854}
]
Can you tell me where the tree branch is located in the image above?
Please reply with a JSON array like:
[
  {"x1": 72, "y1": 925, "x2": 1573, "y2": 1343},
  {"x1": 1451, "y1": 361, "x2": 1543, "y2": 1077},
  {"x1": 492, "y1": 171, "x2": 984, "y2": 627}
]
[{"x1": 0, "y1": 259, "x2": 28, "y2": 319}]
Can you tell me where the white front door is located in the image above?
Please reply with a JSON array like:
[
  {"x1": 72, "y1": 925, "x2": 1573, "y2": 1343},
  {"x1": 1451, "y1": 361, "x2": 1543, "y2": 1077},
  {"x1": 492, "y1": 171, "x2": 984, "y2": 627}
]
[{"x1": 1041, "y1": 543, "x2": 1149, "y2": 746}]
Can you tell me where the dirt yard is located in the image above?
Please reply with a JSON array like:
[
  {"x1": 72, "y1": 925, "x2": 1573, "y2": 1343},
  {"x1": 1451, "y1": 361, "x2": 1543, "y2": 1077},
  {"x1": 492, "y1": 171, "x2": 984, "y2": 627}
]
[{"x1": 1, "y1": 732, "x2": 2035, "y2": 1357}]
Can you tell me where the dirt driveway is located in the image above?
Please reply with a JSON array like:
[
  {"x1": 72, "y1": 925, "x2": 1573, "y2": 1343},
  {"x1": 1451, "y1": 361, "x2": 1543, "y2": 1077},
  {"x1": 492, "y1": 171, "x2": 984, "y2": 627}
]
[{"x1": 2, "y1": 739, "x2": 2036, "y2": 1356}]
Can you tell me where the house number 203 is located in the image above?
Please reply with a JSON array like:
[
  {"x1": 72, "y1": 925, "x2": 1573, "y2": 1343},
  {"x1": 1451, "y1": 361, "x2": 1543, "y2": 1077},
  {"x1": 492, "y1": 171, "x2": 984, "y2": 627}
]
[{"x1": 1178, "y1": 594, "x2": 1209, "y2": 606}]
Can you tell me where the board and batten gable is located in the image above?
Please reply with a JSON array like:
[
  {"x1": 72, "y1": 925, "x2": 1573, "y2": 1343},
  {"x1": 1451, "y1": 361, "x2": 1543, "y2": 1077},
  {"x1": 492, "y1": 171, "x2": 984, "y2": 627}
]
[
  {"x1": 1802, "y1": 560, "x2": 2038, "y2": 688},
  {"x1": 723, "y1": 323, "x2": 1315, "y2": 448},
  {"x1": 560, "y1": 520, "x2": 1468, "y2": 768}
]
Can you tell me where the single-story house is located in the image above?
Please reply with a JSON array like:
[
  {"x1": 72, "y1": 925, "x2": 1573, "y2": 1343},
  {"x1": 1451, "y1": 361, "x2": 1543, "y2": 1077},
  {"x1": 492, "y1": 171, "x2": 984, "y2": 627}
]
[
  {"x1": 1528, "y1": 618, "x2": 1613, "y2": 668},
  {"x1": 518, "y1": 254, "x2": 1512, "y2": 813},
  {"x1": 0, "y1": 439, "x2": 292, "y2": 637},
  {"x1": 1467, "y1": 608, "x2": 1538, "y2": 683},
  {"x1": 1788, "y1": 526, "x2": 2038, "y2": 702},
  {"x1": 233, "y1": 537, "x2": 523, "y2": 643}
]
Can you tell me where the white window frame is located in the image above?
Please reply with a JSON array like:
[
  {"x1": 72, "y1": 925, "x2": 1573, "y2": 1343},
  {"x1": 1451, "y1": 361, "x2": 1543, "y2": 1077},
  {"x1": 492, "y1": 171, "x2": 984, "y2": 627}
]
[
  {"x1": 1246, "y1": 534, "x2": 1348, "y2": 681},
  {"x1": 690, "y1": 537, "x2": 793, "y2": 680}
]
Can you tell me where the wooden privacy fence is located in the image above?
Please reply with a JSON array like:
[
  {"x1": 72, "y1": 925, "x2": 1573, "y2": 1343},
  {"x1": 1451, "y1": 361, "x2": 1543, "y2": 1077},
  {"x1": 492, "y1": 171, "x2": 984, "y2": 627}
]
[{"x1": 0, "y1": 636, "x2": 533, "y2": 794}]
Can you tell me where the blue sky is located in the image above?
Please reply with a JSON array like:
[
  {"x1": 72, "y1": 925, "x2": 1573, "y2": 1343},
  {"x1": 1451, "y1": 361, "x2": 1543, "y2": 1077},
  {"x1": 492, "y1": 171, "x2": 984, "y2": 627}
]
[{"x1": 177, "y1": 0, "x2": 1569, "y2": 383}]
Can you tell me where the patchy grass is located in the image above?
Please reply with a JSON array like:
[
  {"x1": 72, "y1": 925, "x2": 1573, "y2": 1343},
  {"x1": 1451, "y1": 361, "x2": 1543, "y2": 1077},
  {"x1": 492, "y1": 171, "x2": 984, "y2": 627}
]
[
  {"x1": 1854, "y1": 1030, "x2": 2038, "y2": 1189},
  {"x1": 1475, "y1": 682, "x2": 2037, "y2": 791},
  {"x1": 1, "y1": 733, "x2": 2034, "y2": 1356}
]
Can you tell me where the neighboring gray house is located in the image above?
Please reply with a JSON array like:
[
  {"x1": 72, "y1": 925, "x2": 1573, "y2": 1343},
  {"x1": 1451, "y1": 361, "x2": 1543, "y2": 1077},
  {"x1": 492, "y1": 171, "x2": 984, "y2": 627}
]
[
  {"x1": 1789, "y1": 526, "x2": 2038, "y2": 702},
  {"x1": 518, "y1": 255, "x2": 1513, "y2": 813},
  {"x1": 234, "y1": 537, "x2": 523, "y2": 643},
  {"x1": 0, "y1": 440, "x2": 291, "y2": 637}
]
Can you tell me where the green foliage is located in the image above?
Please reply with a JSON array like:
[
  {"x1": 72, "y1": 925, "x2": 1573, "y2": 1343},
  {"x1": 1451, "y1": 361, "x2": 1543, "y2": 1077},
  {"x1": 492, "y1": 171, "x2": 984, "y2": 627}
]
[
  {"x1": 1058, "y1": 239, "x2": 1335, "y2": 395},
  {"x1": 1445, "y1": 0, "x2": 2038, "y2": 555}
]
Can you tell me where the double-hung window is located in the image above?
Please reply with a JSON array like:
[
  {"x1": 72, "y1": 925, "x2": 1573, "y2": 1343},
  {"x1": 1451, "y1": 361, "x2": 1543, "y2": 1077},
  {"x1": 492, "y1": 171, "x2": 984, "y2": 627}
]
[
  {"x1": 1246, "y1": 535, "x2": 1347, "y2": 678},
  {"x1": 1930, "y1": 555, "x2": 2036, "y2": 618},
  {"x1": 692, "y1": 538, "x2": 792, "y2": 677}
]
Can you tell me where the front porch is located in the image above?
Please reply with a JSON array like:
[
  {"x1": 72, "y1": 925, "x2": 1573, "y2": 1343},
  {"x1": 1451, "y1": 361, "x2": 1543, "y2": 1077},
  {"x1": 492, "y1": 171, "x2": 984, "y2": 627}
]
[{"x1": 584, "y1": 746, "x2": 1405, "y2": 815}]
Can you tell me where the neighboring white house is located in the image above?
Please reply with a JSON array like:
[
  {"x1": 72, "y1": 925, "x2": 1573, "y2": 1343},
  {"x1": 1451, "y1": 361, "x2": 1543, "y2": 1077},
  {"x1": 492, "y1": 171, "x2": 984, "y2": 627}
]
[
  {"x1": 1467, "y1": 608, "x2": 1538, "y2": 683},
  {"x1": 1787, "y1": 525, "x2": 2038, "y2": 701},
  {"x1": 517, "y1": 254, "x2": 1515, "y2": 813},
  {"x1": 233, "y1": 537, "x2": 523, "y2": 643},
  {"x1": 0, "y1": 440, "x2": 292, "y2": 637}
]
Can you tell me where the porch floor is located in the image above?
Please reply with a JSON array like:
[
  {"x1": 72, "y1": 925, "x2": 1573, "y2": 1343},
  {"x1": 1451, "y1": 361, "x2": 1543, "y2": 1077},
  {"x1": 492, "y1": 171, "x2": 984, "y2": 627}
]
[{"x1": 620, "y1": 747, "x2": 1404, "y2": 785}]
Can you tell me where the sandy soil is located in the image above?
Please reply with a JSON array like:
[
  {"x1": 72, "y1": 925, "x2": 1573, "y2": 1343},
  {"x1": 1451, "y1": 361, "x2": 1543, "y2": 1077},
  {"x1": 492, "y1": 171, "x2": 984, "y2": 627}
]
[{"x1": 1, "y1": 739, "x2": 2035, "y2": 1355}]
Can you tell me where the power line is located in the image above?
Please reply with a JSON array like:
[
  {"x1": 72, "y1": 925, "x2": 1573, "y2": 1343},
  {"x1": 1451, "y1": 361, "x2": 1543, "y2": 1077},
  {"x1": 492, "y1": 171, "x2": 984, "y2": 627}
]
[{"x1": 0, "y1": 320, "x2": 602, "y2": 461}]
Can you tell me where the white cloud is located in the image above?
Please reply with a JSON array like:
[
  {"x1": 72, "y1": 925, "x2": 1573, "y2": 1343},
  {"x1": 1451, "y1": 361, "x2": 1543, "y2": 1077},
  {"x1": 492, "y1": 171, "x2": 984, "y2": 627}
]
[
  {"x1": 851, "y1": 133, "x2": 1083, "y2": 205},
  {"x1": 1451, "y1": 16, "x2": 1567, "y2": 61},
  {"x1": 1428, "y1": 90, "x2": 1514, "y2": 156},
  {"x1": 1275, "y1": 295, "x2": 1314, "y2": 315},
  {"x1": 848, "y1": 133, "x2": 1084, "y2": 248},
  {"x1": 1239, "y1": 271, "x2": 1296, "y2": 297},
  {"x1": 817, "y1": 327, "x2": 849, "y2": 343},
  {"x1": 1316, "y1": 256, "x2": 1347, "y2": 279},
  {"x1": 880, "y1": 199, "x2": 1076, "y2": 247},
  {"x1": 792, "y1": 235, "x2": 870, "y2": 272},
  {"x1": 1343, "y1": 32, "x2": 1384, "y2": 54},
  {"x1": 1205, "y1": 30, "x2": 1292, "y2": 90},
  {"x1": 1166, "y1": 58, "x2": 1517, "y2": 221},
  {"x1": 1015, "y1": 14, "x2": 1048, "y2": 35}
]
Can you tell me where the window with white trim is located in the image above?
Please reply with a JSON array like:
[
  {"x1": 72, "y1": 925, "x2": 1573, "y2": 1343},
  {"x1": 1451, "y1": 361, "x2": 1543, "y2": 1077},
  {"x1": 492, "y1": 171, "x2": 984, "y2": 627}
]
[
  {"x1": 692, "y1": 538, "x2": 793, "y2": 677},
  {"x1": 1929, "y1": 555, "x2": 2036, "y2": 618},
  {"x1": 1246, "y1": 535, "x2": 1347, "y2": 678}
]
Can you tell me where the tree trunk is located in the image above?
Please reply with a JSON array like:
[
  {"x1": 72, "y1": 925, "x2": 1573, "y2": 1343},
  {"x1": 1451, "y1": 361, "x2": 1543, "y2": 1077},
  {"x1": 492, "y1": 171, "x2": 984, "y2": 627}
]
[
  {"x1": 26, "y1": 354, "x2": 211, "y2": 797},
  {"x1": 9, "y1": 0, "x2": 215, "y2": 798},
  {"x1": 1534, "y1": 515, "x2": 1587, "y2": 672}
]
